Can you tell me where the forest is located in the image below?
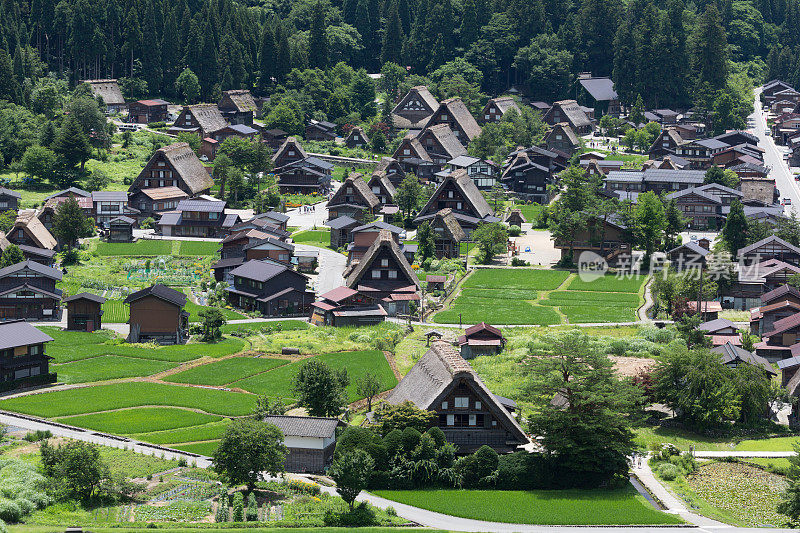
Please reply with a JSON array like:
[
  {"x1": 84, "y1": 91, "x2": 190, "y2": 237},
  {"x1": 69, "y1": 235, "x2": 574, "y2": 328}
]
[{"x1": 0, "y1": 0, "x2": 796, "y2": 129}]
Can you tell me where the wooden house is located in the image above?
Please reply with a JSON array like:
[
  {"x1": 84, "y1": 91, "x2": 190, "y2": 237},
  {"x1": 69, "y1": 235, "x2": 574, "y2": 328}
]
[
  {"x1": 244, "y1": 237, "x2": 295, "y2": 264},
  {"x1": 552, "y1": 214, "x2": 630, "y2": 266},
  {"x1": 92, "y1": 191, "x2": 133, "y2": 228},
  {"x1": 125, "y1": 284, "x2": 189, "y2": 344},
  {"x1": 84, "y1": 79, "x2": 125, "y2": 113},
  {"x1": 169, "y1": 104, "x2": 228, "y2": 139},
  {"x1": 423, "y1": 98, "x2": 482, "y2": 146},
  {"x1": 344, "y1": 127, "x2": 370, "y2": 148},
  {"x1": 668, "y1": 241, "x2": 710, "y2": 271},
  {"x1": 391, "y1": 86, "x2": 440, "y2": 133},
  {"x1": 648, "y1": 128, "x2": 684, "y2": 159},
  {"x1": 674, "y1": 138, "x2": 729, "y2": 169},
  {"x1": 418, "y1": 124, "x2": 468, "y2": 164},
  {"x1": 640, "y1": 168, "x2": 705, "y2": 195},
  {"x1": 226, "y1": 260, "x2": 313, "y2": 316},
  {"x1": 0, "y1": 260, "x2": 62, "y2": 320},
  {"x1": 38, "y1": 195, "x2": 93, "y2": 232},
  {"x1": 128, "y1": 99, "x2": 169, "y2": 124},
  {"x1": 665, "y1": 188, "x2": 724, "y2": 230},
  {"x1": 414, "y1": 169, "x2": 498, "y2": 236},
  {"x1": 426, "y1": 275, "x2": 446, "y2": 291},
  {"x1": 212, "y1": 124, "x2": 259, "y2": 145},
  {"x1": 326, "y1": 215, "x2": 361, "y2": 249},
  {"x1": 64, "y1": 292, "x2": 105, "y2": 331},
  {"x1": 739, "y1": 235, "x2": 800, "y2": 265},
  {"x1": 344, "y1": 229, "x2": 420, "y2": 316},
  {"x1": 457, "y1": 322, "x2": 506, "y2": 358},
  {"x1": 305, "y1": 120, "x2": 337, "y2": 141},
  {"x1": 543, "y1": 123, "x2": 579, "y2": 155},
  {"x1": 374, "y1": 157, "x2": 406, "y2": 187},
  {"x1": 326, "y1": 174, "x2": 379, "y2": 222},
  {"x1": 500, "y1": 146, "x2": 562, "y2": 203},
  {"x1": 578, "y1": 75, "x2": 620, "y2": 116},
  {"x1": 392, "y1": 134, "x2": 436, "y2": 180},
  {"x1": 272, "y1": 137, "x2": 307, "y2": 168},
  {"x1": 543, "y1": 100, "x2": 593, "y2": 135},
  {"x1": 367, "y1": 172, "x2": 396, "y2": 206},
  {"x1": 44, "y1": 187, "x2": 90, "y2": 201},
  {"x1": 429, "y1": 208, "x2": 466, "y2": 259},
  {"x1": 157, "y1": 200, "x2": 239, "y2": 238},
  {"x1": 263, "y1": 415, "x2": 342, "y2": 473},
  {"x1": 7, "y1": 212, "x2": 57, "y2": 251},
  {"x1": 386, "y1": 340, "x2": 528, "y2": 453},
  {"x1": 0, "y1": 187, "x2": 20, "y2": 212},
  {"x1": 130, "y1": 186, "x2": 189, "y2": 220},
  {"x1": 275, "y1": 157, "x2": 333, "y2": 195},
  {"x1": 310, "y1": 286, "x2": 387, "y2": 327},
  {"x1": 480, "y1": 96, "x2": 520, "y2": 124},
  {"x1": 713, "y1": 342, "x2": 777, "y2": 377},
  {"x1": 447, "y1": 155, "x2": 499, "y2": 190},
  {"x1": 762, "y1": 80, "x2": 796, "y2": 104},
  {"x1": 0, "y1": 237, "x2": 56, "y2": 266},
  {"x1": 212, "y1": 228, "x2": 286, "y2": 282},
  {"x1": 0, "y1": 320, "x2": 55, "y2": 392},
  {"x1": 263, "y1": 128, "x2": 289, "y2": 149},
  {"x1": 129, "y1": 143, "x2": 214, "y2": 200},
  {"x1": 751, "y1": 285, "x2": 800, "y2": 338},
  {"x1": 347, "y1": 221, "x2": 404, "y2": 264},
  {"x1": 108, "y1": 216, "x2": 135, "y2": 243},
  {"x1": 218, "y1": 89, "x2": 257, "y2": 126}
]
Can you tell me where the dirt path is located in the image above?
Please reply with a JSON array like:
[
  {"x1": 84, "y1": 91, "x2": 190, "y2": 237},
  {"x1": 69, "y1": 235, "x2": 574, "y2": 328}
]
[{"x1": 637, "y1": 276, "x2": 654, "y2": 321}]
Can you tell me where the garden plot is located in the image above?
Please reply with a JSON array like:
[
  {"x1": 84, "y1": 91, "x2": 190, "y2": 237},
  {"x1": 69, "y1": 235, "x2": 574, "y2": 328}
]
[
  {"x1": 463, "y1": 268, "x2": 570, "y2": 290},
  {"x1": 131, "y1": 420, "x2": 231, "y2": 445},
  {"x1": 53, "y1": 355, "x2": 178, "y2": 383},
  {"x1": 433, "y1": 293, "x2": 561, "y2": 325},
  {"x1": 56, "y1": 407, "x2": 222, "y2": 434}
]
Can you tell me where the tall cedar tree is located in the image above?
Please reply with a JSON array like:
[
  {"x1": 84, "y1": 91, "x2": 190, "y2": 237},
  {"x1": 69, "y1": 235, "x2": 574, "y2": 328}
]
[
  {"x1": 416, "y1": 222, "x2": 435, "y2": 262},
  {"x1": 309, "y1": 2, "x2": 328, "y2": 69},
  {"x1": 53, "y1": 115, "x2": 92, "y2": 170},
  {"x1": 690, "y1": 4, "x2": 729, "y2": 94},
  {"x1": 53, "y1": 196, "x2": 90, "y2": 247},
  {"x1": 722, "y1": 199, "x2": 748, "y2": 257},
  {"x1": 258, "y1": 25, "x2": 276, "y2": 93},
  {"x1": 381, "y1": 1, "x2": 403, "y2": 65}
]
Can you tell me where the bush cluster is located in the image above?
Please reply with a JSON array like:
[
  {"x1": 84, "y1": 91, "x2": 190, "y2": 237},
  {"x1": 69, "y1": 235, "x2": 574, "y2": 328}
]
[{"x1": 0, "y1": 457, "x2": 51, "y2": 523}]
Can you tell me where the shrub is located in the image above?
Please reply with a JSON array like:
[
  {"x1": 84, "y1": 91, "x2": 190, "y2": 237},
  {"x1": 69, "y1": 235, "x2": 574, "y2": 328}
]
[
  {"x1": 508, "y1": 225, "x2": 521, "y2": 236},
  {"x1": 177, "y1": 457, "x2": 188, "y2": 467},
  {"x1": 231, "y1": 491, "x2": 244, "y2": 522},
  {"x1": 0, "y1": 518, "x2": 7, "y2": 533},
  {"x1": 246, "y1": 492, "x2": 258, "y2": 521},
  {"x1": 400, "y1": 427, "x2": 421, "y2": 453},
  {"x1": 140, "y1": 217, "x2": 155, "y2": 229},
  {"x1": 655, "y1": 463, "x2": 680, "y2": 481},
  {"x1": 324, "y1": 502, "x2": 378, "y2": 526},
  {"x1": 386, "y1": 505, "x2": 397, "y2": 516},
  {"x1": 215, "y1": 491, "x2": 228, "y2": 523},
  {"x1": 0, "y1": 500, "x2": 22, "y2": 523}
]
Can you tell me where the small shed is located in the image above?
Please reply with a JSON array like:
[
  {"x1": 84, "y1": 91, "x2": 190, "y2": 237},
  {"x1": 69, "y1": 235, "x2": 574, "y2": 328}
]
[
  {"x1": 344, "y1": 127, "x2": 370, "y2": 148},
  {"x1": 457, "y1": 322, "x2": 506, "y2": 358},
  {"x1": 505, "y1": 209, "x2": 525, "y2": 227},
  {"x1": 426, "y1": 275, "x2": 446, "y2": 291},
  {"x1": 263, "y1": 415, "x2": 344, "y2": 472},
  {"x1": 108, "y1": 216, "x2": 135, "y2": 243},
  {"x1": 687, "y1": 301, "x2": 723, "y2": 321},
  {"x1": 64, "y1": 292, "x2": 106, "y2": 331},
  {"x1": 200, "y1": 137, "x2": 219, "y2": 161}
]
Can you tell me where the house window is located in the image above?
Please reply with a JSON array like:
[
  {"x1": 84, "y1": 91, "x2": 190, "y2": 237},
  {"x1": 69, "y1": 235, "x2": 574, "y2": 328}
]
[
  {"x1": 448, "y1": 190, "x2": 454, "y2": 198},
  {"x1": 388, "y1": 270, "x2": 397, "y2": 279},
  {"x1": 454, "y1": 397, "x2": 468, "y2": 408},
  {"x1": 441, "y1": 401, "x2": 448, "y2": 409},
  {"x1": 469, "y1": 414, "x2": 476, "y2": 426},
  {"x1": 279, "y1": 253, "x2": 289, "y2": 261},
  {"x1": 475, "y1": 401, "x2": 481, "y2": 409},
  {"x1": 441, "y1": 114, "x2": 448, "y2": 120},
  {"x1": 381, "y1": 259, "x2": 389, "y2": 267},
  {"x1": 29, "y1": 345, "x2": 40, "y2": 356},
  {"x1": 485, "y1": 114, "x2": 490, "y2": 120},
  {"x1": 404, "y1": 149, "x2": 410, "y2": 155},
  {"x1": 446, "y1": 415, "x2": 454, "y2": 426},
  {"x1": 209, "y1": 212, "x2": 219, "y2": 220},
  {"x1": 372, "y1": 270, "x2": 381, "y2": 279}
]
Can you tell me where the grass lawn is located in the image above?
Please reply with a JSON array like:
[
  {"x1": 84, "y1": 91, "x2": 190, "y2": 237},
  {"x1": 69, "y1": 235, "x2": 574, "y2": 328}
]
[
  {"x1": 433, "y1": 296, "x2": 561, "y2": 325},
  {"x1": 131, "y1": 420, "x2": 230, "y2": 445},
  {"x1": 735, "y1": 436, "x2": 800, "y2": 451},
  {"x1": 53, "y1": 355, "x2": 177, "y2": 383},
  {"x1": 463, "y1": 269, "x2": 569, "y2": 290},
  {"x1": 172, "y1": 440, "x2": 220, "y2": 456},
  {"x1": 565, "y1": 274, "x2": 646, "y2": 293},
  {"x1": 372, "y1": 487, "x2": 682, "y2": 525},
  {"x1": 635, "y1": 425, "x2": 800, "y2": 452},
  {"x1": 233, "y1": 350, "x2": 396, "y2": 401},
  {"x1": 0, "y1": 381, "x2": 257, "y2": 418},
  {"x1": 516, "y1": 204, "x2": 542, "y2": 224},
  {"x1": 292, "y1": 229, "x2": 332, "y2": 249},
  {"x1": 57, "y1": 407, "x2": 221, "y2": 434},
  {"x1": 12, "y1": 529, "x2": 438, "y2": 533},
  {"x1": 177, "y1": 241, "x2": 221, "y2": 256},
  {"x1": 98, "y1": 446, "x2": 178, "y2": 478},
  {"x1": 165, "y1": 356, "x2": 288, "y2": 386},
  {"x1": 39, "y1": 328, "x2": 246, "y2": 363},
  {"x1": 541, "y1": 291, "x2": 640, "y2": 306},
  {"x1": 743, "y1": 457, "x2": 792, "y2": 470},
  {"x1": 95, "y1": 240, "x2": 174, "y2": 256}
]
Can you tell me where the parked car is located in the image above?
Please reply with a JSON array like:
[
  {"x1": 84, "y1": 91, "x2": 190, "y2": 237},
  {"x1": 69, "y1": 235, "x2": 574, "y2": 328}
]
[{"x1": 784, "y1": 198, "x2": 792, "y2": 205}]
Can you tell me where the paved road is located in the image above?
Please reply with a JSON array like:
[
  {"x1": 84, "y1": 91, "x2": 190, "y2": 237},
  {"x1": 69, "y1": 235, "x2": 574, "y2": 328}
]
[
  {"x1": 295, "y1": 243, "x2": 346, "y2": 294},
  {"x1": 750, "y1": 88, "x2": 799, "y2": 214}
]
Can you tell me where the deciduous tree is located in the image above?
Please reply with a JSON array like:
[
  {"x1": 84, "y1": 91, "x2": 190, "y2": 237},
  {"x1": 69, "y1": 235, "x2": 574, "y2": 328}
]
[
  {"x1": 293, "y1": 359, "x2": 349, "y2": 417},
  {"x1": 212, "y1": 419, "x2": 287, "y2": 491}
]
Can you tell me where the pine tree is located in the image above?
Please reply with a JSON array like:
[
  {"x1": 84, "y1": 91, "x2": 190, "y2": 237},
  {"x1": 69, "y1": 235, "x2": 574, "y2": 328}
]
[
  {"x1": 690, "y1": 4, "x2": 728, "y2": 94},
  {"x1": 308, "y1": 1, "x2": 328, "y2": 69},
  {"x1": 459, "y1": 0, "x2": 479, "y2": 50},
  {"x1": 53, "y1": 115, "x2": 92, "y2": 170},
  {"x1": 0, "y1": 49, "x2": 20, "y2": 103},
  {"x1": 275, "y1": 25, "x2": 290, "y2": 83},
  {"x1": 121, "y1": 7, "x2": 143, "y2": 76},
  {"x1": 160, "y1": 11, "x2": 181, "y2": 96},
  {"x1": 258, "y1": 24, "x2": 275, "y2": 93},
  {"x1": 353, "y1": 0, "x2": 372, "y2": 68},
  {"x1": 381, "y1": 1, "x2": 403, "y2": 65},
  {"x1": 198, "y1": 29, "x2": 219, "y2": 100},
  {"x1": 722, "y1": 199, "x2": 748, "y2": 258}
]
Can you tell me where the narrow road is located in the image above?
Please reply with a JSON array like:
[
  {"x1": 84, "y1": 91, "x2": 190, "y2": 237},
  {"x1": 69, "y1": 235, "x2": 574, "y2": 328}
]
[
  {"x1": 295, "y1": 243, "x2": 346, "y2": 294},
  {"x1": 750, "y1": 88, "x2": 799, "y2": 214}
]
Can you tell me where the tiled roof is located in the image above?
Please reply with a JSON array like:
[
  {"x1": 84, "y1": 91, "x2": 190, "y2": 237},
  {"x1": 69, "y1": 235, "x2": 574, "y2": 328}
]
[
  {"x1": 0, "y1": 320, "x2": 53, "y2": 350},
  {"x1": 124, "y1": 284, "x2": 186, "y2": 307},
  {"x1": 263, "y1": 415, "x2": 340, "y2": 438}
]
